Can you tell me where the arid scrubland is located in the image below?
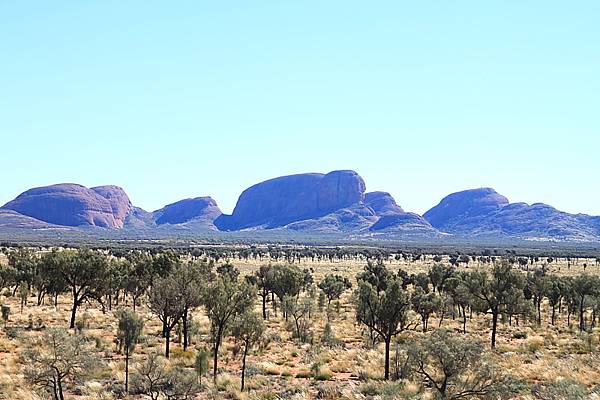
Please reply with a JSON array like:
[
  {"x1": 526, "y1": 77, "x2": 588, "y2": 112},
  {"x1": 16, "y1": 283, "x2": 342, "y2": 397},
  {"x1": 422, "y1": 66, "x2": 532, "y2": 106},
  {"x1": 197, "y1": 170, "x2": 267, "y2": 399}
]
[{"x1": 0, "y1": 247, "x2": 600, "y2": 399}]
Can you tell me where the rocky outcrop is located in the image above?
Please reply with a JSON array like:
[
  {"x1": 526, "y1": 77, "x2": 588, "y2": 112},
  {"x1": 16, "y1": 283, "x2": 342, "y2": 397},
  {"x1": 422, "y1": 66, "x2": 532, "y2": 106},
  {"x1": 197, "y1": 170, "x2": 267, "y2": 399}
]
[
  {"x1": 215, "y1": 170, "x2": 366, "y2": 230},
  {"x1": 424, "y1": 188, "x2": 600, "y2": 240},
  {"x1": 0, "y1": 209, "x2": 61, "y2": 229},
  {"x1": 423, "y1": 188, "x2": 509, "y2": 232},
  {"x1": 363, "y1": 192, "x2": 437, "y2": 235},
  {"x1": 153, "y1": 197, "x2": 222, "y2": 225},
  {"x1": 91, "y1": 185, "x2": 133, "y2": 224},
  {"x1": 2, "y1": 177, "x2": 600, "y2": 242},
  {"x1": 1, "y1": 183, "x2": 133, "y2": 228},
  {"x1": 365, "y1": 191, "x2": 405, "y2": 215}
]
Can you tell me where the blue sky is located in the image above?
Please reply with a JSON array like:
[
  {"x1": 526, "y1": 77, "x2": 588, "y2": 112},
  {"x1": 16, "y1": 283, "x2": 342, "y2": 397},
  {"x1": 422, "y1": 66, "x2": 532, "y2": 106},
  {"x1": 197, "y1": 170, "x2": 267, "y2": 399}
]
[{"x1": 1, "y1": 2, "x2": 598, "y2": 215}]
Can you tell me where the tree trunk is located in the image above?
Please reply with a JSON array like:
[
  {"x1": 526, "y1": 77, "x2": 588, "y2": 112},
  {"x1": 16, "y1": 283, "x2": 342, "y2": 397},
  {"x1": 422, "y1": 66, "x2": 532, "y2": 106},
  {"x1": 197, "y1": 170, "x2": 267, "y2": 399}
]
[
  {"x1": 213, "y1": 327, "x2": 222, "y2": 380},
  {"x1": 57, "y1": 378, "x2": 65, "y2": 400},
  {"x1": 52, "y1": 380, "x2": 59, "y2": 400},
  {"x1": 579, "y1": 298, "x2": 586, "y2": 332},
  {"x1": 183, "y1": 310, "x2": 189, "y2": 351},
  {"x1": 384, "y1": 336, "x2": 391, "y2": 380},
  {"x1": 262, "y1": 293, "x2": 267, "y2": 319},
  {"x1": 491, "y1": 309, "x2": 498, "y2": 348},
  {"x1": 165, "y1": 329, "x2": 171, "y2": 358},
  {"x1": 70, "y1": 298, "x2": 78, "y2": 329},
  {"x1": 125, "y1": 352, "x2": 129, "y2": 395},
  {"x1": 241, "y1": 344, "x2": 248, "y2": 391}
]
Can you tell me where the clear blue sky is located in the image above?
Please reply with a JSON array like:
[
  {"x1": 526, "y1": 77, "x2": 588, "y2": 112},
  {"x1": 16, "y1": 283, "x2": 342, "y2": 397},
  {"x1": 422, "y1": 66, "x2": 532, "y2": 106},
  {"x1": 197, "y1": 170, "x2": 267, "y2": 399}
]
[{"x1": 1, "y1": 2, "x2": 598, "y2": 215}]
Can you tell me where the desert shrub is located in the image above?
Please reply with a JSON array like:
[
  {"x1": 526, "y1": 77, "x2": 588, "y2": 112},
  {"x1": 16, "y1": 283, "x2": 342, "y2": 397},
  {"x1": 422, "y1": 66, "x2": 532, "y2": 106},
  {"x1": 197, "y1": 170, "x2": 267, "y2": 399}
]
[
  {"x1": 4, "y1": 326, "x2": 20, "y2": 339},
  {"x1": 360, "y1": 382, "x2": 381, "y2": 396},
  {"x1": 295, "y1": 370, "x2": 312, "y2": 378},
  {"x1": 357, "y1": 369, "x2": 370, "y2": 381},
  {"x1": 321, "y1": 322, "x2": 344, "y2": 348},
  {"x1": 1, "y1": 305, "x2": 9, "y2": 324},
  {"x1": 311, "y1": 361, "x2": 332, "y2": 381},
  {"x1": 527, "y1": 338, "x2": 544, "y2": 353},
  {"x1": 512, "y1": 331, "x2": 527, "y2": 339},
  {"x1": 408, "y1": 329, "x2": 523, "y2": 399},
  {"x1": 380, "y1": 382, "x2": 406, "y2": 400},
  {"x1": 315, "y1": 383, "x2": 344, "y2": 399},
  {"x1": 534, "y1": 379, "x2": 588, "y2": 399}
]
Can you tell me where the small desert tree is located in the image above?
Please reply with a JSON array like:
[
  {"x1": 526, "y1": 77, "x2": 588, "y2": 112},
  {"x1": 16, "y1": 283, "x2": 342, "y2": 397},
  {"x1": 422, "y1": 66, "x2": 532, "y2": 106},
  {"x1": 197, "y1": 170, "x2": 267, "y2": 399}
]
[
  {"x1": 1, "y1": 305, "x2": 9, "y2": 326},
  {"x1": 428, "y1": 263, "x2": 454, "y2": 293},
  {"x1": 354, "y1": 272, "x2": 413, "y2": 380},
  {"x1": 248, "y1": 264, "x2": 274, "y2": 319},
  {"x1": 408, "y1": 329, "x2": 521, "y2": 399},
  {"x1": 22, "y1": 328, "x2": 99, "y2": 400},
  {"x1": 232, "y1": 311, "x2": 265, "y2": 391},
  {"x1": 202, "y1": 272, "x2": 254, "y2": 380},
  {"x1": 171, "y1": 262, "x2": 207, "y2": 351},
  {"x1": 131, "y1": 352, "x2": 169, "y2": 400},
  {"x1": 283, "y1": 295, "x2": 315, "y2": 342},
  {"x1": 270, "y1": 264, "x2": 305, "y2": 318},
  {"x1": 571, "y1": 274, "x2": 600, "y2": 332},
  {"x1": 116, "y1": 308, "x2": 144, "y2": 395},
  {"x1": 194, "y1": 347, "x2": 210, "y2": 385},
  {"x1": 442, "y1": 274, "x2": 472, "y2": 333},
  {"x1": 50, "y1": 249, "x2": 110, "y2": 329},
  {"x1": 318, "y1": 274, "x2": 352, "y2": 305},
  {"x1": 411, "y1": 287, "x2": 442, "y2": 332},
  {"x1": 466, "y1": 262, "x2": 525, "y2": 348},
  {"x1": 545, "y1": 275, "x2": 564, "y2": 326},
  {"x1": 18, "y1": 281, "x2": 29, "y2": 313},
  {"x1": 147, "y1": 275, "x2": 185, "y2": 358},
  {"x1": 524, "y1": 268, "x2": 549, "y2": 325},
  {"x1": 356, "y1": 260, "x2": 391, "y2": 293}
]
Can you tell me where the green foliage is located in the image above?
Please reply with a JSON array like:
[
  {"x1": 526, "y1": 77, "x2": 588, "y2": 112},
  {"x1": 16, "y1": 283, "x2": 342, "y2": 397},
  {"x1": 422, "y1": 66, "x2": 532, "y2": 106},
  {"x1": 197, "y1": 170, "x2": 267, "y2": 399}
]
[
  {"x1": 22, "y1": 328, "x2": 100, "y2": 400},
  {"x1": 466, "y1": 261, "x2": 526, "y2": 347},
  {"x1": 321, "y1": 322, "x2": 344, "y2": 348},
  {"x1": 428, "y1": 263, "x2": 454, "y2": 293},
  {"x1": 355, "y1": 266, "x2": 413, "y2": 380},
  {"x1": 356, "y1": 260, "x2": 391, "y2": 293},
  {"x1": 1, "y1": 305, "x2": 9, "y2": 324},
  {"x1": 283, "y1": 295, "x2": 315, "y2": 342},
  {"x1": 270, "y1": 264, "x2": 306, "y2": 301},
  {"x1": 318, "y1": 274, "x2": 352, "y2": 304},
  {"x1": 534, "y1": 379, "x2": 588, "y2": 400},
  {"x1": 411, "y1": 286, "x2": 442, "y2": 332},
  {"x1": 203, "y1": 270, "x2": 255, "y2": 379},
  {"x1": 116, "y1": 308, "x2": 143, "y2": 356},
  {"x1": 132, "y1": 352, "x2": 202, "y2": 400},
  {"x1": 194, "y1": 347, "x2": 210, "y2": 384},
  {"x1": 147, "y1": 274, "x2": 185, "y2": 358},
  {"x1": 232, "y1": 311, "x2": 265, "y2": 390},
  {"x1": 408, "y1": 329, "x2": 522, "y2": 400}
]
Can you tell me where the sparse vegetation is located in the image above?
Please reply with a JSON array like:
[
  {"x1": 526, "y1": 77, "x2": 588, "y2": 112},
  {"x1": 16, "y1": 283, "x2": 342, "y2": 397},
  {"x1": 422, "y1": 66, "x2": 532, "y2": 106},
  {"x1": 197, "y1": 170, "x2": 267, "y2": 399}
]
[{"x1": 0, "y1": 245, "x2": 598, "y2": 398}]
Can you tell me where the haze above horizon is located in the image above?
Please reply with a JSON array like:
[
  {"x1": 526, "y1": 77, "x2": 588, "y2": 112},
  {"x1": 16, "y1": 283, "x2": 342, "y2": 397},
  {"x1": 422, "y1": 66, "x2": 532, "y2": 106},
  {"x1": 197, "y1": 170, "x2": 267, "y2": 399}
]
[{"x1": 1, "y1": 2, "x2": 598, "y2": 215}]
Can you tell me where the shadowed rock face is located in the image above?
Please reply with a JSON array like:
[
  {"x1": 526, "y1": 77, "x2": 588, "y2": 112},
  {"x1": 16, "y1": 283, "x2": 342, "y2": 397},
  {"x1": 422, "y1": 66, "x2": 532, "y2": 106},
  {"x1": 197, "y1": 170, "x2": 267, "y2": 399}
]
[
  {"x1": 153, "y1": 197, "x2": 222, "y2": 225},
  {"x1": 365, "y1": 191, "x2": 405, "y2": 216},
  {"x1": 1, "y1": 183, "x2": 133, "y2": 228},
  {"x1": 424, "y1": 188, "x2": 509, "y2": 231},
  {"x1": 215, "y1": 170, "x2": 366, "y2": 230}
]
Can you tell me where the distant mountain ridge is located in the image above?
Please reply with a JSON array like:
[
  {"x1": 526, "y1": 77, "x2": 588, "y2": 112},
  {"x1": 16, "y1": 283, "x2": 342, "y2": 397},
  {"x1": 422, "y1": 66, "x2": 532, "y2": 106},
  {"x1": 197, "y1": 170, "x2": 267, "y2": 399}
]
[
  {"x1": 1, "y1": 171, "x2": 600, "y2": 242},
  {"x1": 423, "y1": 188, "x2": 600, "y2": 241}
]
